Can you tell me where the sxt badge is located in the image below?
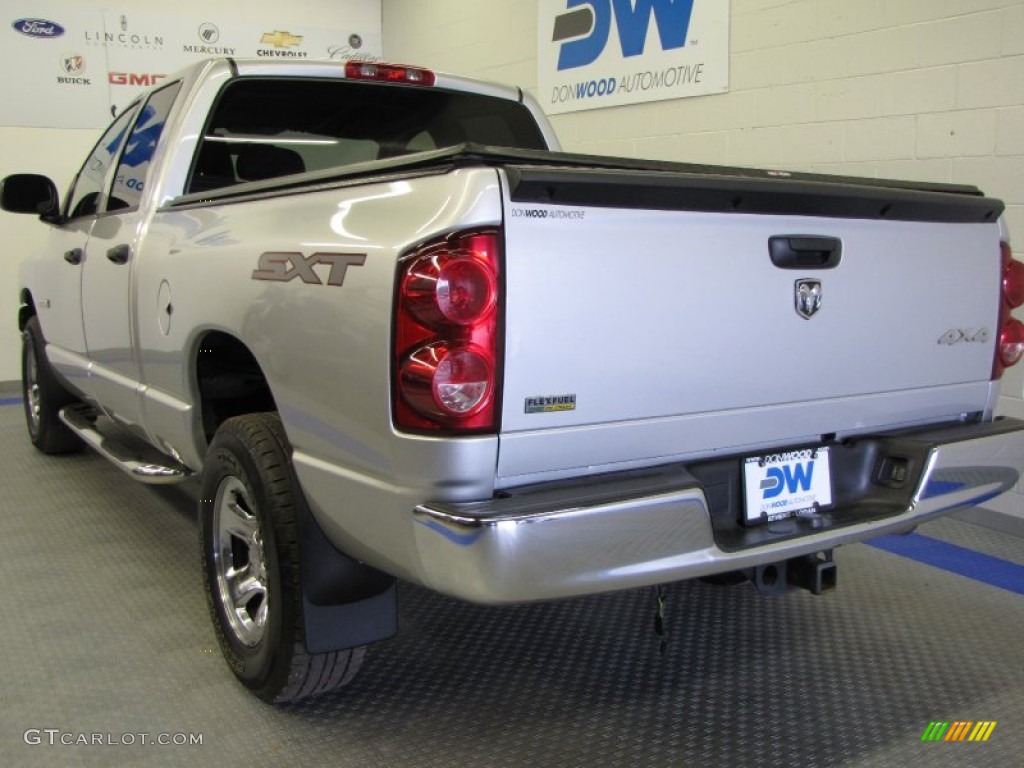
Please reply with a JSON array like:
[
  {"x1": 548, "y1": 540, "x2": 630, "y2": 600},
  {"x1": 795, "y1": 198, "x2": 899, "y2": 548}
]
[{"x1": 252, "y1": 252, "x2": 366, "y2": 286}]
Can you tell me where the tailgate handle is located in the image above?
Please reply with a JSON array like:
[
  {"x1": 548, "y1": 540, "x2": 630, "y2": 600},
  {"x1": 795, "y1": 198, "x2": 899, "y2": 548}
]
[{"x1": 769, "y1": 236, "x2": 842, "y2": 269}]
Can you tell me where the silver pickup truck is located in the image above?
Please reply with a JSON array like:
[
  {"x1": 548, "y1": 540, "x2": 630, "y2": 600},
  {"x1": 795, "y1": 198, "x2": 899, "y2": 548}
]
[{"x1": 5, "y1": 58, "x2": 1024, "y2": 703}]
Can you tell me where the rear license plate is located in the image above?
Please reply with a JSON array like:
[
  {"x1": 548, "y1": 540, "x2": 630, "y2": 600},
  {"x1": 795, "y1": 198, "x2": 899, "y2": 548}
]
[{"x1": 742, "y1": 447, "x2": 833, "y2": 524}]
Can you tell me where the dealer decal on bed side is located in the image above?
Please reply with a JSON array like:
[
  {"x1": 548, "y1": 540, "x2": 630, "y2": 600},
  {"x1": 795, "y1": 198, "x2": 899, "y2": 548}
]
[
  {"x1": 510, "y1": 208, "x2": 586, "y2": 221},
  {"x1": 252, "y1": 251, "x2": 366, "y2": 286}
]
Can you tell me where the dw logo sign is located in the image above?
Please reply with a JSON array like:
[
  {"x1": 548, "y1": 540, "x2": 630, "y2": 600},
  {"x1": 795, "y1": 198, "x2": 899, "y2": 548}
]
[
  {"x1": 539, "y1": 0, "x2": 729, "y2": 115},
  {"x1": 761, "y1": 461, "x2": 816, "y2": 499},
  {"x1": 742, "y1": 449, "x2": 833, "y2": 523},
  {"x1": 553, "y1": 0, "x2": 696, "y2": 71}
]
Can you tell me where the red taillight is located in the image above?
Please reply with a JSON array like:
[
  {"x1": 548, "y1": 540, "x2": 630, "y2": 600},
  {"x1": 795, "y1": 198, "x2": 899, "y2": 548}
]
[
  {"x1": 1002, "y1": 243, "x2": 1024, "y2": 309},
  {"x1": 999, "y1": 318, "x2": 1024, "y2": 368},
  {"x1": 394, "y1": 230, "x2": 500, "y2": 433},
  {"x1": 345, "y1": 61, "x2": 435, "y2": 87},
  {"x1": 400, "y1": 343, "x2": 493, "y2": 419},
  {"x1": 403, "y1": 249, "x2": 497, "y2": 327},
  {"x1": 994, "y1": 241, "x2": 1024, "y2": 379}
]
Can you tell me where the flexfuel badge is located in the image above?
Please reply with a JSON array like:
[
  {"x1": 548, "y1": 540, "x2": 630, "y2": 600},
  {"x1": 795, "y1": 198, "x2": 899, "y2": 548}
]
[{"x1": 525, "y1": 394, "x2": 577, "y2": 414}]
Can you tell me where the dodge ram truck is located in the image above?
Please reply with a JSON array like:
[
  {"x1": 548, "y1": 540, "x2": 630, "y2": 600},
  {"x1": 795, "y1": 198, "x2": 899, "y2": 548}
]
[{"x1": 5, "y1": 58, "x2": 1024, "y2": 703}]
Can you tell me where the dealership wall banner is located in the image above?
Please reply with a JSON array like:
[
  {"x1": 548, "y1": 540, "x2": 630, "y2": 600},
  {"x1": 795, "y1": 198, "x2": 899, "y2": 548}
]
[
  {"x1": 1, "y1": 2, "x2": 382, "y2": 129},
  {"x1": 538, "y1": 0, "x2": 729, "y2": 115}
]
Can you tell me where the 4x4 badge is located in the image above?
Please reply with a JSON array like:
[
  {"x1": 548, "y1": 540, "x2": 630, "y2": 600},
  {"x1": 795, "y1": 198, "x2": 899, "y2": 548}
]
[{"x1": 795, "y1": 279, "x2": 822, "y2": 319}]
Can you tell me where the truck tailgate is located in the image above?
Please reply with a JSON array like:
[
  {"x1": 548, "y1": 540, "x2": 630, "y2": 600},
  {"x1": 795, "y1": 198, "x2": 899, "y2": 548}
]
[{"x1": 498, "y1": 166, "x2": 1004, "y2": 485}]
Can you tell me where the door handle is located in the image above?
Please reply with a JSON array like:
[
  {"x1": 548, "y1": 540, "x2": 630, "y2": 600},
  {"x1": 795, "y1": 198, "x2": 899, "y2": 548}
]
[
  {"x1": 107, "y1": 244, "x2": 131, "y2": 265},
  {"x1": 63, "y1": 248, "x2": 83, "y2": 265},
  {"x1": 769, "y1": 236, "x2": 842, "y2": 269}
]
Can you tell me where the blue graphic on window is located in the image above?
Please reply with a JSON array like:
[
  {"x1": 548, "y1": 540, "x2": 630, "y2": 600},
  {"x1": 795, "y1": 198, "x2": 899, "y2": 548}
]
[{"x1": 120, "y1": 105, "x2": 165, "y2": 168}]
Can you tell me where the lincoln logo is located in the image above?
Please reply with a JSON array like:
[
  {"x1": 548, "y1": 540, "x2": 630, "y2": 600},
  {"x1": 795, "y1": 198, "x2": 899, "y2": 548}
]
[{"x1": 795, "y1": 279, "x2": 822, "y2": 319}]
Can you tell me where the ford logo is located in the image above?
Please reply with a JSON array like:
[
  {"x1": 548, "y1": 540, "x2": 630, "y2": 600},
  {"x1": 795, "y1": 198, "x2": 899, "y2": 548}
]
[{"x1": 12, "y1": 19, "x2": 66, "y2": 38}]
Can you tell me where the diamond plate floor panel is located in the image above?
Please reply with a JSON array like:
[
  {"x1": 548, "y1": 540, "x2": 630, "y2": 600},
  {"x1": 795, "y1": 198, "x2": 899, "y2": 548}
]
[{"x1": 0, "y1": 402, "x2": 1021, "y2": 767}]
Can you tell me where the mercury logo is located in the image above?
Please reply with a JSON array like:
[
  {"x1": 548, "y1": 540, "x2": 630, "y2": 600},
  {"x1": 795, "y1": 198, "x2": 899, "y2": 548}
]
[{"x1": 198, "y1": 23, "x2": 219, "y2": 44}]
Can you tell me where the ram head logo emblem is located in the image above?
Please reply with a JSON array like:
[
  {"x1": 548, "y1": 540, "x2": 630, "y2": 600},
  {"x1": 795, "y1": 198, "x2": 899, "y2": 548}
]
[{"x1": 795, "y1": 279, "x2": 823, "y2": 320}]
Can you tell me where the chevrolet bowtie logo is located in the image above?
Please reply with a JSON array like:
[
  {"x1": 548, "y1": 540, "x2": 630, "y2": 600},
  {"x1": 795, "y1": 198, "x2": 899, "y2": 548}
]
[{"x1": 261, "y1": 30, "x2": 302, "y2": 48}]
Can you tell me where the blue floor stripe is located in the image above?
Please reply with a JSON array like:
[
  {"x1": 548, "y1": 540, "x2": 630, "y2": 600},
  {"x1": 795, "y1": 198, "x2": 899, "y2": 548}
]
[
  {"x1": 867, "y1": 533, "x2": 1024, "y2": 596},
  {"x1": 0, "y1": 397, "x2": 22, "y2": 407}
]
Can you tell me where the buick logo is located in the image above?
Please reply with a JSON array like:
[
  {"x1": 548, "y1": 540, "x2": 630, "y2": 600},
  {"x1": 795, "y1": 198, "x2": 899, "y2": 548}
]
[
  {"x1": 795, "y1": 279, "x2": 822, "y2": 319},
  {"x1": 61, "y1": 53, "x2": 85, "y2": 75},
  {"x1": 13, "y1": 18, "x2": 65, "y2": 38}
]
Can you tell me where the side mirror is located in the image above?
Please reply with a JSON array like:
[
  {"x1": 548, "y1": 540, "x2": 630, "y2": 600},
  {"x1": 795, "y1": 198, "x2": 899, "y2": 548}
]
[{"x1": 0, "y1": 174, "x2": 61, "y2": 221}]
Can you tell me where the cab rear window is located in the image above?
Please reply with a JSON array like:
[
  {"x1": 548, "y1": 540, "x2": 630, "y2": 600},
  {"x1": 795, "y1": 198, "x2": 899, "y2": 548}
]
[{"x1": 187, "y1": 77, "x2": 547, "y2": 194}]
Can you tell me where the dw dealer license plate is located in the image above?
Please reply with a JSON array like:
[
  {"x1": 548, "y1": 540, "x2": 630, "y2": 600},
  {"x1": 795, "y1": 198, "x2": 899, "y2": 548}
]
[{"x1": 742, "y1": 447, "x2": 833, "y2": 524}]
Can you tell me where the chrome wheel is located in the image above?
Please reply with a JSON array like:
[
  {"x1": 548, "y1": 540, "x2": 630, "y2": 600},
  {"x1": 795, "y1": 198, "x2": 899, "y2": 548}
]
[
  {"x1": 200, "y1": 413, "x2": 368, "y2": 702},
  {"x1": 211, "y1": 476, "x2": 268, "y2": 647},
  {"x1": 20, "y1": 317, "x2": 82, "y2": 454},
  {"x1": 23, "y1": 332, "x2": 41, "y2": 437}
]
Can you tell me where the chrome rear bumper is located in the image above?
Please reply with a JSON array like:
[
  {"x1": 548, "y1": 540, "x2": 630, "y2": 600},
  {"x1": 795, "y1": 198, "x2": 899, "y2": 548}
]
[{"x1": 412, "y1": 418, "x2": 1024, "y2": 603}]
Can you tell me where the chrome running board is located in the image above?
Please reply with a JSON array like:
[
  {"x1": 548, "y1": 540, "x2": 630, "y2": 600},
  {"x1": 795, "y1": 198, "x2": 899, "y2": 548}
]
[{"x1": 59, "y1": 404, "x2": 194, "y2": 485}]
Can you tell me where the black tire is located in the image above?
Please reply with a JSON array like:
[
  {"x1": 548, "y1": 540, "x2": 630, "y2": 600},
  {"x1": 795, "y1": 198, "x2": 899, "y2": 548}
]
[
  {"x1": 199, "y1": 412, "x2": 365, "y2": 703},
  {"x1": 21, "y1": 316, "x2": 83, "y2": 454}
]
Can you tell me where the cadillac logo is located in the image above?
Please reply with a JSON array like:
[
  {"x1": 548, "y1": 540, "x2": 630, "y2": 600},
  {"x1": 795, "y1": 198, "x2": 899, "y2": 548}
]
[{"x1": 795, "y1": 279, "x2": 822, "y2": 319}]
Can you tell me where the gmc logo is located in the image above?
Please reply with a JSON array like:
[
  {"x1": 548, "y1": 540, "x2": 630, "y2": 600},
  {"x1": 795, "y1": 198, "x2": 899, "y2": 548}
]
[
  {"x1": 553, "y1": 0, "x2": 695, "y2": 71},
  {"x1": 109, "y1": 71, "x2": 165, "y2": 86}
]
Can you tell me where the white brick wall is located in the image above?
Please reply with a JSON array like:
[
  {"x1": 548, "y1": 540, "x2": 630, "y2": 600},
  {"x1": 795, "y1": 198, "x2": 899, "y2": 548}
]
[{"x1": 384, "y1": 0, "x2": 1024, "y2": 520}]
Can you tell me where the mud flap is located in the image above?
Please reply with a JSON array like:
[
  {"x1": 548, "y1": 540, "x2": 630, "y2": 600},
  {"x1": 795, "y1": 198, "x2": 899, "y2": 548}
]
[{"x1": 296, "y1": 498, "x2": 397, "y2": 654}]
